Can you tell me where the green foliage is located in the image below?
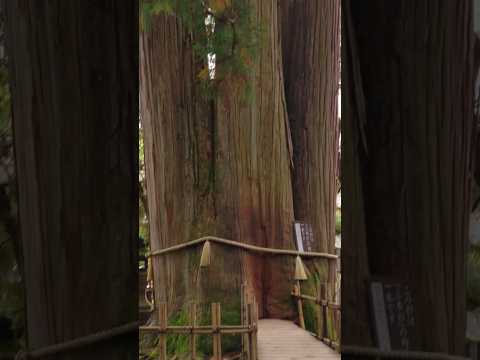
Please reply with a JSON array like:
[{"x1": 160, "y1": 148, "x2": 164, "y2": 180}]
[
  {"x1": 140, "y1": 0, "x2": 262, "y2": 101},
  {"x1": 139, "y1": 1, "x2": 173, "y2": 32},
  {"x1": 303, "y1": 299, "x2": 316, "y2": 333},
  {"x1": 141, "y1": 304, "x2": 242, "y2": 358},
  {"x1": 197, "y1": 303, "x2": 241, "y2": 355},
  {"x1": 167, "y1": 310, "x2": 190, "y2": 356}
]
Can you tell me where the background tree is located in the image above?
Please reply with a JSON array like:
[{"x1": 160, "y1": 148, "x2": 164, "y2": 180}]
[
  {"x1": 281, "y1": 0, "x2": 340, "y2": 256},
  {"x1": 4, "y1": 1, "x2": 138, "y2": 358},
  {"x1": 342, "y1": 0, "x2": 473, "y2": 353}
]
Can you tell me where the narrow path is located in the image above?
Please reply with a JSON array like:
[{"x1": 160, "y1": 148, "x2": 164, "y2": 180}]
[{"x1": 257, "y1": 319, "x2": 339, "y2": 360}]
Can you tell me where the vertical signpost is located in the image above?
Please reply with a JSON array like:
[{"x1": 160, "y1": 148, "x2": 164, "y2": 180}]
[
  {"x1": 369, "y1": 280, "x2": 415, "y2": 351},
  {"x1": 294, "y1": 221, "x2": 315, "y2": 252}
]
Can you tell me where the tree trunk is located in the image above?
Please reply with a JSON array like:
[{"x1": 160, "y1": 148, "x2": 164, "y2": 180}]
[
  {"x1": 141, "y1": 0, "x2": 340, "y2": 320},
  {"x1": 212, "y1": 0, "x2": 296, "y2": 319},
  {"x1": 281, "y1": 0, "x2": 340, "y2": 255},
  {"x1": 340, "y1": 0, "x2": 373, "y2": 347},
  {"x1": 343, "y1": 0, "x2": 473, "y2": 353},
  {"x1": 140, "y1": 11, "x2": 219, "y2": 314},
  {"x1": 5, "y1": 2, "x2": 138, "y2": 358}
]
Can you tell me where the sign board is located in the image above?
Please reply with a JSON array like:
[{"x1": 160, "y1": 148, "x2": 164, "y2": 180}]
[
  {"x1": 294, "y1": 222, "x2": 315, "y2": 252},
  {"x1": 369, "y1": 280, "x2": 415, "y2": 351}
]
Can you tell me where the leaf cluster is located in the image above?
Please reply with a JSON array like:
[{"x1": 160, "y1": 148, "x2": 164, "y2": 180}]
[{"x1": 140, "y1": 0, "x2": 262, "y2": 101}]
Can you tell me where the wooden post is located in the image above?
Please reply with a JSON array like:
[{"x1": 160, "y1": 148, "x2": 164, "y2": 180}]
[
  {"x1": 328, "y1": 258, "x2": 337, "y2": 304},
  {"x1": 295, "y1": 281, "x2": 306, "y2": 329},
  {"x1": 320, "y1": 283, "x2": 327, "y2": 340},
  {"x1": 243, "y1": 286, "x2": 251, "y2": 360},
  {"x1": 247, "y1": 302, "x2": 258, "y2": 360},
  {"x1": 158, "y1": 302, "x2": 168, "y2": 360},
  {"x1": 212, "y1": 303, "x2": 222, "y2": 360},
  {"x1": 336, "y1": 309, "x2": 341, "y2": 344},
  {"x1": 189, "y1": 302, "x2": 197, "y2": 359},
  {"x1": 316, "y1": 284, "x2": 324, "y2": 339}
]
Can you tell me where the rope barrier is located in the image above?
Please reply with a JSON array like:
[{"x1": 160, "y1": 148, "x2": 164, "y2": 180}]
[
  {"x1": 12, "y1": 236, "x2": 334, "y2": 359},
  {"x1": 147, "y1": 236, "x2": 338, "y2": 259},
  {"x1": 15, "y1": 321, "x2": 140, "y2": 359},
  {"x1": 341, "y1": 345, "x2": 471, "y2": 360}
]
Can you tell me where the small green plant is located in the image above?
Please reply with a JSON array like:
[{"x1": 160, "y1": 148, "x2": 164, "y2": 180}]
[
  {"x1": 145, "y1": 302, "x2": 242, "y2": 357},
  {"x1": 167, "y1": 310, "x2": 190, "y2": 356},
  {"x1": 303, "y1": 300, "x2": 316, "y2": 334},
  {"x1": 197, "y1": 302, "x2": 242, "y2": 355}
]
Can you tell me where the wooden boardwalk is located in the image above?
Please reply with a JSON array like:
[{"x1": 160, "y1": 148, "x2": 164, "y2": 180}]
[{"x1": 257, "y1": 319, "x2": 339, "y2": 360}]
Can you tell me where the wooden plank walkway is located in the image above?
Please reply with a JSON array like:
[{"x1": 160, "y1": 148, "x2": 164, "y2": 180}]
[{"x1": 257, "y1": 319, "x2": 339, "y2": 360}]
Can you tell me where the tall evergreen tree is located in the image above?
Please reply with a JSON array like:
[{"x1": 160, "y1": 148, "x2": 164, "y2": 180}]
[{"x1": 140, "y1": 0, "x2": 340, "y2": 319}]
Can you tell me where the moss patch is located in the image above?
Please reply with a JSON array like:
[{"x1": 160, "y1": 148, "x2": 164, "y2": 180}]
[{"x1": 197, "y1": 301, "x2": 242, "y2": 356}]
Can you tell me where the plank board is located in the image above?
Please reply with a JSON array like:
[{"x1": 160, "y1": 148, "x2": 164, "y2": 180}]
[{"x1": 257, "y1": 319, "x2": 339, "y2": 360}]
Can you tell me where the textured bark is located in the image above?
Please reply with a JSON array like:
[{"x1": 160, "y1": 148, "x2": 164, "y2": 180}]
[
  {"x1": 213, "y1": 0, "x2": 295, "y2": 319},
  {"x1": 343, "y1": 0, "x2": 473, "y2": 353},
  {"x1": 141, "y1": 0, "x2": 340, "y2": 320},
  {"x1": 340, "y1": 0, "x2": 373, "y2": 347},
  {"x1": 141, "y1": 2, "x2": 295, "y2": 319},
  {"x1": 5, "y1": 1, "x2": 138, "y2": 358},
  {"x1": 281, "y1": 0, "x2": 340, "y2": 254},
  {"x1": 140, "y1": 12, "x2": 221, "y2": 313}
]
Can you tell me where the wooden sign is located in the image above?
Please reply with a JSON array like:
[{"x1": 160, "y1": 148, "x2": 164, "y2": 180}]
[
  {"x1": 369, "y1": 280, "x2": 415, "y2": 351},
  {"x1": 294, "y1": 221, "x2": 315, "y2": 252}
]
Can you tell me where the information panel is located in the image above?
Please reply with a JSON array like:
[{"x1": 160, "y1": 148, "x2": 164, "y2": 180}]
[
  {"x1": 294, "y1": 221, "x2": 315, "y2": 252},
  {"x1": 369, "y1": 280, "x2": 415, "y2": 350}
]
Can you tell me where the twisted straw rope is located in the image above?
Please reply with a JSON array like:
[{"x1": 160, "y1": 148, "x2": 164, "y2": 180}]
[{"x1": 147, "y1": 236, "x2": 338, "y2": 259}]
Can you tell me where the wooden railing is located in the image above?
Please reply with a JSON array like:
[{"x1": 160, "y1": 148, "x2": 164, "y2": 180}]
[
  {"x1": 292, "y1": 281, "x2": 341, "y2": 350},
  {"x1": 139, "y1": 301, "x2": 259, "y2": 360},
  {"x1": 144, "y1": 236, "x2": 341, "y2": 356}
]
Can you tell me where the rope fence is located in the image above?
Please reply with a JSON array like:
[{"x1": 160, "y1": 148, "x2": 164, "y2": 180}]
[
  {"x1": 291, "y1": 281, "x2": 341, "y2": 350},
  {"x1": 139, "y1": 301, "x2": 259, "y2": 360},
  {"x1": 13, "y1": 235, "x2": 475, "y2": 360},
  {"x1": 147, "y1": 236, "x2": 338, "y2": 260},
  {"x1": 9, "y1": 236, "x2": 337, "y2": 360}
]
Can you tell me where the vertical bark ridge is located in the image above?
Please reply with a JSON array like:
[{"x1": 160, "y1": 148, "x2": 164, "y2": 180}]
[
  {"x1": 281, "y1": 0, "x2": 340, "y2": 254},
  {"x1": 5, "y1": 1, "x2": 138, "y2": 358}
]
